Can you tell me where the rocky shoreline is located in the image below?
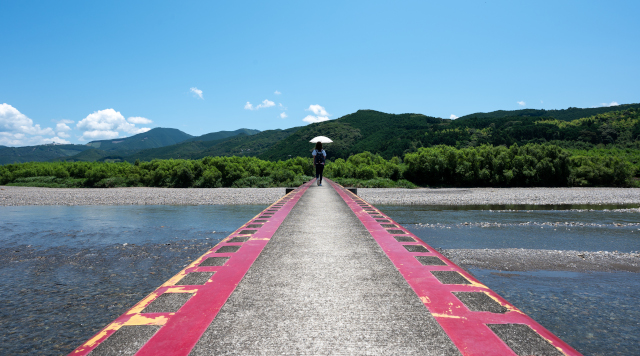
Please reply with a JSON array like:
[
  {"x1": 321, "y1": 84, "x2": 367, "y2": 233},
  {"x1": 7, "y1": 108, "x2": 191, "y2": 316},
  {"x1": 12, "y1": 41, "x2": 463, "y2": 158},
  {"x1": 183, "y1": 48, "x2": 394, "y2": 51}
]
[
  {"x1": 359, "y1": 187, "x2": 640, "y2": 206},
  {"x1": 0, "y1": 186, "x2": 284, "y2": 206},
  {"x1": 2, "y1": 185, "x2": 640, "y2": 206},
  {"x1": 3, "y1": 185, "x2": 639, "y2": 273},
  {"x1": 440, "y1": 248, "x2": 640, "y2": 273}
]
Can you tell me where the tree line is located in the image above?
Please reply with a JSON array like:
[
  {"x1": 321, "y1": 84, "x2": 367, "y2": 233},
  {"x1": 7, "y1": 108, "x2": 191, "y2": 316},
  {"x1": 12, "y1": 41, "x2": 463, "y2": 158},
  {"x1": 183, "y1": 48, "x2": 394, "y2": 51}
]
[{"x1": 1, "y1": 143, "x2": 636, "y2": 188}]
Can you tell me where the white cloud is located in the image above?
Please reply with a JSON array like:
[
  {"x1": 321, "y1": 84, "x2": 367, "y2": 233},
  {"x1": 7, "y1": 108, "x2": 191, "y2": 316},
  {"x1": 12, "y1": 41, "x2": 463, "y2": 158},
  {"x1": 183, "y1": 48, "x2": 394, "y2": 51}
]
[
  {"x1": 0, "y1": 103, "x2": 64, "y2": 146},
  {"x1": 256, "y1": 99, "x2": 275, "y2": 109},
  {"x1": 600, "y1": 101, "x2": 619, "y2": 107},
  {"x1": 76, "y1": 108, "x2": 151, "y2": 141},
  {"x1": 280, "y1": 112, "x2": 288, "y2": 119},
  {"x1": 0, "y1": 132, "x2": 70, "y2": 146},
  {"x1": 127, "y1": 116, "x2": 153, "y2": 124},
  {"x1": 274, "y1": 90, "x2": 281, "y2": 95},
  {"x1": 190, "y1": 87, "x2": 203, "y2": 99},
  {"x1": 58, "y1": 119, "x2": 75, "y2": 124},
  {"x1": 56, "y1": 122, "x2": 72, "y2": 132},
  {"x1": 56, "y1": 122, "x2": 72, "y2": 138},
  {"x1": 0, "y1": 103, "x2": 56, "y2": 136},
  {"x1": 303, "y1": 115, "x2": 330, "y2": 124},
  {"x1": 80, "y1": 130, "x2": 120, "y2": 140},
  {"x1": 279, "y1": 103, "x2": 287, "y2": 110},
  {"x1": 306, "y1": 104, "x2": 329, "y2": 116},
  {"x1": 517, "y1": 101, "x2": 526, "y2": 106},
  {"x1": 245, "y1": 99, "x2": 275, "y2": 110},
  {"x1": 302, "y1": 104, "x2": 331, "y2": 124},
  {"x1": 450, "y1": 114, "x2": 458, "y2": 120}
]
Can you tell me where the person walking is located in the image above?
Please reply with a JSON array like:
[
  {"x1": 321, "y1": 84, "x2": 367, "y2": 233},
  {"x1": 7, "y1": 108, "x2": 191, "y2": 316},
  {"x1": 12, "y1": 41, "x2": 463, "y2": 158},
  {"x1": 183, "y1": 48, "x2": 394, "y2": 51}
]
[{"x1": 312, "y1": 142, "x2": 326, "y2": 186}]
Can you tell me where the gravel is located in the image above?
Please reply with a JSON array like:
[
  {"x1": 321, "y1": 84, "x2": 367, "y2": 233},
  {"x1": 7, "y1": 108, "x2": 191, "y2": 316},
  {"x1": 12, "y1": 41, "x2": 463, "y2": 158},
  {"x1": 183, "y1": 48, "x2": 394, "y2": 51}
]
[
  {"x1": 0, "y1": 186, "x2": 284, "y2": 206},
  {"x1": 358, "y1": 187, "x2": 640, "y2": 206},
  {"x1": 439, "y1": 248, "x2": 640, "y2": 273},
  {"x1": 3, "y1": 186, "x2": 640, "y2": 206}
]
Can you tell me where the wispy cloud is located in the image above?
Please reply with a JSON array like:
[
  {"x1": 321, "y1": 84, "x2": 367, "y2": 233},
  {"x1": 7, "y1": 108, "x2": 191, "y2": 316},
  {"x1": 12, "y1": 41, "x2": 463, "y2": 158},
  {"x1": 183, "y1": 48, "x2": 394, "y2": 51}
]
[
  {"x1": 303, "y1": 115, "x2": 330, "y2": 124},
  {"x1": 517, "y1": 101, "x2": 526, "y2": 106},
  {"x1": 245, "y1": 99, "x2": 275, "y2": 110},
  {"x1": 279, "y1": 103, "x2": 287, "y2": 110},
  {"x1": 257, "y1": 99, "x2": 275, "y2": 109},
  {"x1": 127, "y1": 116, "x2": 153, "y2": 124},
  {"x1": 280, "y1": 112, "x2": 288, "y2": 119},
  {"x1": 600, "y1": 101, "x2": 619, "y2": 107},
  {"x1": 190, "y1": 87, "x2": 203, "y2": 99},
  {"x1": 76, "y1": 109, "x2": 151, "y2": 141},
  {"x1": 450, "y1": 114, "x2": 458, "y2": 120},
  {"x1": 274, "y1": 90, "x2": 281, "y2": 95}
]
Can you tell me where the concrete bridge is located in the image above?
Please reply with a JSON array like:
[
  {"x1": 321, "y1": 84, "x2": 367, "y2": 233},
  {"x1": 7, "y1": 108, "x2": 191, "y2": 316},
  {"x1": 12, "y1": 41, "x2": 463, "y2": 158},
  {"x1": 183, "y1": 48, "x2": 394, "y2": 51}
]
[{"x1": 70, "y1": 179, "x2": 581, "y2": 355}]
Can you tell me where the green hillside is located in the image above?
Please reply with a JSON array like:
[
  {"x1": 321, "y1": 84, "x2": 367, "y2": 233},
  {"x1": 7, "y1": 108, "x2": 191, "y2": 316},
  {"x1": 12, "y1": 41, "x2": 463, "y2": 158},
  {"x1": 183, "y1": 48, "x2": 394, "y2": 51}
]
[
  {"x1": 458, "y1": 103, "x2": 640, "y2": 122},
  {"x1": 52, "y1": 128, "x2": 262, "y2": 163},
  {"x1": 0, "y1": 144, "x2": 92, "y2": 165},
  {"x1": 52, "y1": 149, "x2": 114, "y2": 162},
  {"x1": 420, "y1": 108, "x2": 640, "y2": 149},
  {"x1": 123, "y1": 127, "x2": 300, "y2": 162},
  {"x1": 259, "y1": 110, "x2": 442, "y2": 161},
  {"x1": 85, "y1": 128, "x2": 193, "y2": 151},
  {"x1": 185, "y1": 128, "x2": 260, "y2": 142}
]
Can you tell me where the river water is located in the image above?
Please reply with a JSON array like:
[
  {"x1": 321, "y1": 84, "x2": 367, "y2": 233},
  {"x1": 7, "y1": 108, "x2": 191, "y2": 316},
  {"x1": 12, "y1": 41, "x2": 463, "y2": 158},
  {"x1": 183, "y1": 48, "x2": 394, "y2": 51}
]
[{"x1": 1, "y1": 204, "x2": 638, "y2": 355}]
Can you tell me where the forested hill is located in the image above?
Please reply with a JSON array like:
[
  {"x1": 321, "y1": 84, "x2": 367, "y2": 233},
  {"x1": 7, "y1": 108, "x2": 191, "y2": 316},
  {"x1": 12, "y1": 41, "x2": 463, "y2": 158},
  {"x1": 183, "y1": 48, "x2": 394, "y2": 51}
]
[
  {"x1": 121, "y1": 127, "x2": 299, "y2": 162},
  {"x1": 184, "y1": 128, "x2": 260, "y2": 143},
  {"x1": 258, "y1": 106, "x2": 640, "y2": 161},
  {"x1": 86, "y1": 128, "x2": 193, "y2": 151},
  {"x1": 0, "y1": 127, "x2": 259, "y2": 164},
  {"x1": 259, "y1": 110, "x2": 442, "y2": 160},
  {"x1": 420, "y1": 108, "x2": 640, "y2": 149},
  {"x1": 458, "y1": 103, "x2": 640, "y2": 122},
  {"x1": 0, "y1": 144, "x2": 92, "y2": 165}
]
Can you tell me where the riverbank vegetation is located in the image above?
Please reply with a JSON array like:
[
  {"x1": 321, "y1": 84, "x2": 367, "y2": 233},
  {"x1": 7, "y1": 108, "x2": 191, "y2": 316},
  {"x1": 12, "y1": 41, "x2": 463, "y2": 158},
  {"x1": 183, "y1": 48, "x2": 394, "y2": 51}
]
[{"x1": 1, "y1": 143, "x2": 637, "y2": 188}]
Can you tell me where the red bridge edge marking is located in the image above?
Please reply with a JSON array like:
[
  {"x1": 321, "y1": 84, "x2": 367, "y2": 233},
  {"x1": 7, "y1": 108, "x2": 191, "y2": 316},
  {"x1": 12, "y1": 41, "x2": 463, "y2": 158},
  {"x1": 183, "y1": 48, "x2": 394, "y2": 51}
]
[
  {"x1": 69, "y1": 181, "x2": 313, "y2": 356},
  {"x1": 328, "y1": 179, "x2": 582, "y2": 356}
]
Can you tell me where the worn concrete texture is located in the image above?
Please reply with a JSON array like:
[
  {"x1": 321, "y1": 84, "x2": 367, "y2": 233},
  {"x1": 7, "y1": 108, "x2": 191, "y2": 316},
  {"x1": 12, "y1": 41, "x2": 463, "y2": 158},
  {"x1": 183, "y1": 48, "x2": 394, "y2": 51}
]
[{"x1": 190, "y1": 183, "x2": 461, "y2": 355}]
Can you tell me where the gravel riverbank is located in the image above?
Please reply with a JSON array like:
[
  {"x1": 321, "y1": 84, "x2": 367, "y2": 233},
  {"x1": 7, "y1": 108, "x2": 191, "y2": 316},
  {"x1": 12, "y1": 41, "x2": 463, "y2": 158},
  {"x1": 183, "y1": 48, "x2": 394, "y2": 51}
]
[
  {"x1": 358, "y1": 187, "x2": 640, "y2": 206},
  {"x1": 440, "y1": 248, "x2": 640, "y2": 273},
  {"x1": 0, "y1": 186, "x2": 284, "y2": 206},
  {"x1": 2, "y1": 186, "x2": 640, "y2": 206}
]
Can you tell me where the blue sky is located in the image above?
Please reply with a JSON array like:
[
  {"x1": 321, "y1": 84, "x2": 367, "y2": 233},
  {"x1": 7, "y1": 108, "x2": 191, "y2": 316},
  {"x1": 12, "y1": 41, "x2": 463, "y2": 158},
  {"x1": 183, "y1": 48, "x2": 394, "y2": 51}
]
[{"x1": 1, "y1": 0, "x2": 639, "y2": 146}]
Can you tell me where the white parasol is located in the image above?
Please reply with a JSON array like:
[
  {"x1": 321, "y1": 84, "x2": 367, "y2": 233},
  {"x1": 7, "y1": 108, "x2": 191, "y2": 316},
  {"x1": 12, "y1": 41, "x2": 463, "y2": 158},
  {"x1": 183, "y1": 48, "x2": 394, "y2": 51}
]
[{"x1": 309, "y1": 136, "x2": 333, "y2": 143}]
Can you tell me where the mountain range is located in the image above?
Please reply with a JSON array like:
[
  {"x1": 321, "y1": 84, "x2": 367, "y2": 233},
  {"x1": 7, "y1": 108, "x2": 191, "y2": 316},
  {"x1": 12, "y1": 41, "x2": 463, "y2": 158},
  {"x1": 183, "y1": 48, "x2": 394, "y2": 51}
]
[{"x1": 1, "y1": 103, "x2": 639, "y2": 165}]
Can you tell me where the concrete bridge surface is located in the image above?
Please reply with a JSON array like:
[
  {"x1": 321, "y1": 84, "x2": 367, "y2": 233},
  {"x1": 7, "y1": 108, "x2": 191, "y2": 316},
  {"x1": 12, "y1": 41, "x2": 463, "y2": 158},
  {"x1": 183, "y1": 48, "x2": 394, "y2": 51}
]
[{"x1": 71, "y1": 179, "x2": 581, "y2": 356}]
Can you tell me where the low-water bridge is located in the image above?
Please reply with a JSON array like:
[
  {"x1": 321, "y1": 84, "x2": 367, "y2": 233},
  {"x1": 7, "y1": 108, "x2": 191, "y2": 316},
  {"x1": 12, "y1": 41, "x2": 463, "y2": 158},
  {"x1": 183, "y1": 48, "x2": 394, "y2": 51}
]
[{"x1": 71, "y1": 179, "x2": 581, "y2": 355}]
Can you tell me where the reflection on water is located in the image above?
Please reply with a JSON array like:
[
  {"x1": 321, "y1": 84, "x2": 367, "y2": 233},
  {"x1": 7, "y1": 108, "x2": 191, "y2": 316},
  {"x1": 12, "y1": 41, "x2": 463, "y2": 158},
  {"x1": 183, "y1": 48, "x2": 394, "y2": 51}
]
[{"x1": 381, "y1": 204, "x2": 640, "y2": 356}]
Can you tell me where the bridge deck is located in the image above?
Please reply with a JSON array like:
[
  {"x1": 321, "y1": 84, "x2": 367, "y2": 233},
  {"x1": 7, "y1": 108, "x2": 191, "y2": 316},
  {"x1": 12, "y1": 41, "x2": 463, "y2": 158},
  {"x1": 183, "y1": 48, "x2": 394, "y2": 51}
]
[{"x1": 71, "y1": 179, "x2": 581, "y2": 356}]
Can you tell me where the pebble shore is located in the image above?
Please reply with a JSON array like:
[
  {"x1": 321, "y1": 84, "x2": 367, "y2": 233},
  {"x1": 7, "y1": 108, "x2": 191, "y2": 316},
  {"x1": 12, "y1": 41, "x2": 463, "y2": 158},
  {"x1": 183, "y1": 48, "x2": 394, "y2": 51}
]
[
  {"x1": 440, "y1": 248, "x2": 640, "y2": 273},
  {"x1": 2, "y1": 185, "x2": 640, "y2": 206},
  {"x1": 359, "y1": 187, "x2": 640, "y2": 206},
  {"x1": 0, "y1": 186, "x2": 284, "y2": 206}
]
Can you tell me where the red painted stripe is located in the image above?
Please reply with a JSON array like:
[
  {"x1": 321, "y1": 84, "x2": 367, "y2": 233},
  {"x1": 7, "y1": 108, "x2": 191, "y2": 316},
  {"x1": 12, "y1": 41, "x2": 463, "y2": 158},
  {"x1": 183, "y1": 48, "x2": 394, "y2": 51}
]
[
  {"x1": 70, "y1": 182, "x2": 312, "y2": 356},
  {"x1": 328, "y1": 179, "x2": 582, "y2": 356}
]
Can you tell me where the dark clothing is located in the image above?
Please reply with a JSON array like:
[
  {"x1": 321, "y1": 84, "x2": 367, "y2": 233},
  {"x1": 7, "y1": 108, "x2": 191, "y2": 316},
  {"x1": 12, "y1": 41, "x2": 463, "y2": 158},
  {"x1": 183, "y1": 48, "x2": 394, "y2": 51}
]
[{"x1": 315, "y1": 163, "x2": 324, "y2": 183}]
